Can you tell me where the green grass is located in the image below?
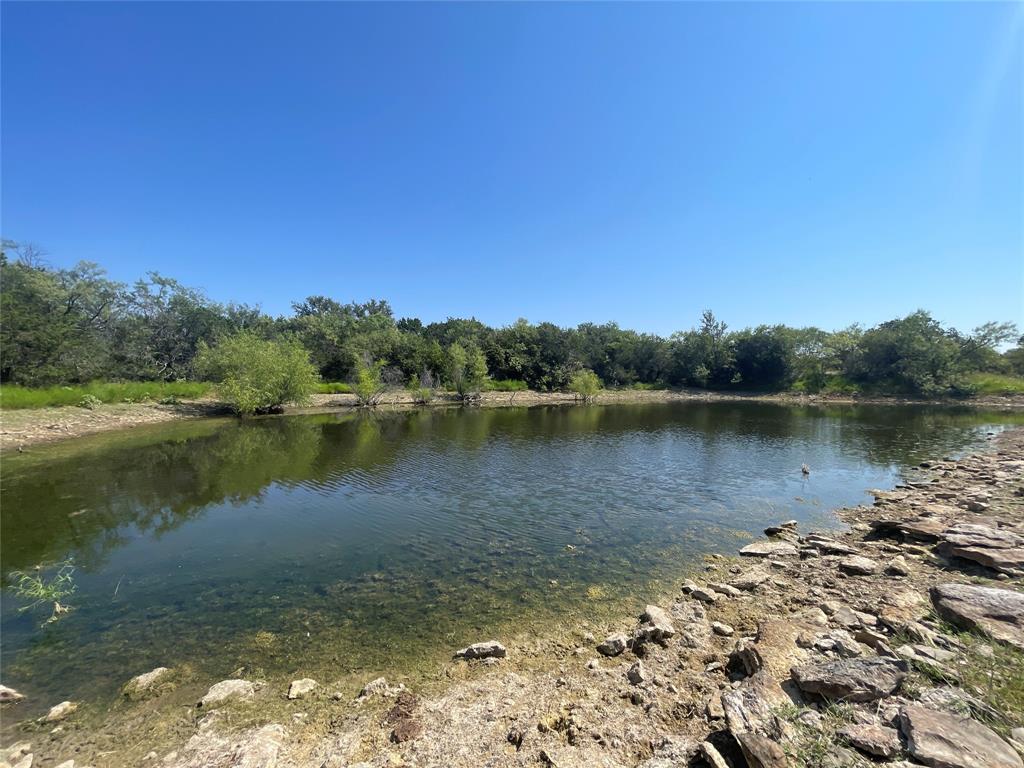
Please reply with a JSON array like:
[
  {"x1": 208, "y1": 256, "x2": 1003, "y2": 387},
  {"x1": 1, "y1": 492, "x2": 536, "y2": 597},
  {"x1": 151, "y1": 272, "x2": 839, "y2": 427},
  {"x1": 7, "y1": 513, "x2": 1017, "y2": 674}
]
[
  {"x1": 793, "y1": 374, "x2": 861, "y2": 395},
  {"x1": 483, "y1": 379, "x2": 528, "y2": 392},
  {"x1": 627, "y1": 382, "x2": 668, "y2": 391},
  {"x1": 0, "y1": 381, "x2": 212, "y2": 410},
  {"x1": 315, "y1": 382, "x2": 354, "y2": 394},
  {"x1": 966, "y1": 373, "x2": 1024, "y2": 396}
]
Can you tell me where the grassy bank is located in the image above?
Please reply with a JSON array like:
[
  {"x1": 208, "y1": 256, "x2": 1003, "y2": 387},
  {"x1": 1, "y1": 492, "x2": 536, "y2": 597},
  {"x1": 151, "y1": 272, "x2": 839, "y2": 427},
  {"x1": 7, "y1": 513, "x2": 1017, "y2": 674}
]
[
  {"x1": 967, "y1": 372, "x2": 1024, "y2": 395},
  {"x1": 0, "y1": 381, "x2": 212, "y2": 410}
]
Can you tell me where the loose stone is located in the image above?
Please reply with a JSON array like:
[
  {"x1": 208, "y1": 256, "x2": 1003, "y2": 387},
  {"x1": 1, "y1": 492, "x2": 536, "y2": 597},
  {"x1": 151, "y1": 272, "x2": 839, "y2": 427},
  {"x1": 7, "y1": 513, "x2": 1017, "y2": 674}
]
[
  {"x1": 453, "y1": 640, "x2": 507, "y2": 660},
  {"x1": 597, "y1": 633, "x2": 629, "y2": 656},
  {"x1": 287, "y1": 678, "x2": 318, "y2": 700},
  {"x1": 198, "y1": 679, "x2": 255, "y2": 708}
]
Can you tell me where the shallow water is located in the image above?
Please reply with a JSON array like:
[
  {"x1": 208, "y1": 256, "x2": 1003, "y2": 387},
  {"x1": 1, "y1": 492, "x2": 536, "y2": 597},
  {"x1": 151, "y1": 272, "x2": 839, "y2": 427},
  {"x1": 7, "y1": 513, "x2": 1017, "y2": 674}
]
[{"x1": 1, "y1": 401, "x2": 1020, "y2": 716}]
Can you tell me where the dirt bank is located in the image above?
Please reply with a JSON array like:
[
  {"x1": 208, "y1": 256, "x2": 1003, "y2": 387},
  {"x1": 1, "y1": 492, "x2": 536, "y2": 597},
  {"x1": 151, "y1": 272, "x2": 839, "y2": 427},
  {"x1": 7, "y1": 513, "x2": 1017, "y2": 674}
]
[
  {"x1": 2, "y1": 429, "x2": 1022, "y2": 768},
  {"x1": 4, "y1": 388, "x2": 1023, "y2": 453}
]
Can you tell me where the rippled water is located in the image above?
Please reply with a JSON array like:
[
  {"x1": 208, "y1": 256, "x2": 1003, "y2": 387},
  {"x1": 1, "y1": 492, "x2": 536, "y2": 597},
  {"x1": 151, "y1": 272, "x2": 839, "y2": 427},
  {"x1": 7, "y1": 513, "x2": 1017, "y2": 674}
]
[{"x1": 1, "y1": 401, "x2": 1020, "y2": 717}]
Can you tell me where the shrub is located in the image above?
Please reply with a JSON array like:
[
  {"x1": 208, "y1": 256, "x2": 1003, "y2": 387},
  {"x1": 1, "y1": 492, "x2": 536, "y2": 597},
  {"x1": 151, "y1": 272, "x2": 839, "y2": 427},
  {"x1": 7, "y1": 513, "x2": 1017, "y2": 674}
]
[
  {"x1": 352, "y1": 358, "x2": 385, "y2": 406},
  {"x1": 407, "y1": 371, "x2": 436, "y2": 404},
  {"x1": 447, "y1": 342, "x2": 488, "y2": 398},
  {"x1": 568, "y1": 369, "x2": 602, "y2": 403},
  {"x1": 316, "y1": 382, "x2": 353, "y2": 394},
  {"x1": 196, "y1": 332, "x2": 318, "y2": 415},
  {"x1": 77, "y1": 394, "x2": 102, "y2": 410}
]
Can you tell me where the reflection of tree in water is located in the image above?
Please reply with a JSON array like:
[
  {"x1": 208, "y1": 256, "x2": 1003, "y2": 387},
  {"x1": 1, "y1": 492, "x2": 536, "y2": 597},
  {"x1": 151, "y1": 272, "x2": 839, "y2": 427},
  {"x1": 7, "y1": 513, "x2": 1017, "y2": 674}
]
[
  {"x1": 3, "y1": 403, "x2": 1018, "y2": 579},
  {"x1": 1, "y1": 418, "x2": 324, "y2": 575}
]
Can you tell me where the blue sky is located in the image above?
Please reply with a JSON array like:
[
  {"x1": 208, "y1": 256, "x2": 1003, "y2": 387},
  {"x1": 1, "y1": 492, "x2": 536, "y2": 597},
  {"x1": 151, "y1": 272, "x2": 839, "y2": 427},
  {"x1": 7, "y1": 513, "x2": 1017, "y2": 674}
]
[{"x1": 2, "y1": 2, "x2": 1022, "y2": 335}]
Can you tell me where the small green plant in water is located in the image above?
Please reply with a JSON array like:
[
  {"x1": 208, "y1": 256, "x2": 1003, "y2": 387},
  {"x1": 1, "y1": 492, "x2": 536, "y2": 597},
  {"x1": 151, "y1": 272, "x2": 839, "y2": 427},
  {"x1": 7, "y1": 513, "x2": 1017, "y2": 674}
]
[{"x1": 8, "y1": 559, "x2": 77, "y2": 625}]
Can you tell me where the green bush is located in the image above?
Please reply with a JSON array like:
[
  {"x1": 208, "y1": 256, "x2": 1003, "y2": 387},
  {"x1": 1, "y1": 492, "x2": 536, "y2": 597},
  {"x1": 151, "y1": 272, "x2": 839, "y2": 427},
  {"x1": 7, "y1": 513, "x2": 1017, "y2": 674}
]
[
  {"x1": 568, "y1": 369, "x2": 602, "y2": 403},
  {"x1": 352, "y1": 359, "x2": 385, "y2": 406},
  {"x1": 484, "y1": 379, "x2": 528, "y2": 392},
  {"x1": 196, "y1": 332, "x2": 319, "y2": 415},
  {"x1": 316, "y1": 382, "x2": 353, "y2": 394},
  {"x1": 0, "y1": 381, "x2": 212, "y2": 410},
  {"x1": 77, "y1": 394, "x2": 102, "y2": 410}
]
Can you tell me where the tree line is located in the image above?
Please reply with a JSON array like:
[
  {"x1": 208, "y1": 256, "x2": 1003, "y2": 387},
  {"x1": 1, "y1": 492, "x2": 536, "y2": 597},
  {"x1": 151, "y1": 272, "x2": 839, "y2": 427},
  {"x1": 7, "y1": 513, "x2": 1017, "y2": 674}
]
[{"x1": 2, "y1": 242, "x2": 1022, "y2": 400}]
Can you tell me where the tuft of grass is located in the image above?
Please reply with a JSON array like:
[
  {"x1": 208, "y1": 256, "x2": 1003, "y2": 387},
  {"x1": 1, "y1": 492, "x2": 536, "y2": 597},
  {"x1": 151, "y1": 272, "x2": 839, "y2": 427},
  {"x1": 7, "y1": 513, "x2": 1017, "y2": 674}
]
[
  {"x1": 7, "y1": 559, "x2": 77, "y2": 625},
  {"x1": 966, "y1": 373, "x2": 1024, "y2": 396},
  {"x1": 0, "y1": 381, "x2": 212, "y2": 410},
  {"x1": 483, "y1": 379, "x2": 528, "y2": 392},
  {"x1": 316, "y1": 382, "x2": 354, "y2": 394},
  {"x1": 777, "y1": 702, "x2": 866, "y2": 767}
]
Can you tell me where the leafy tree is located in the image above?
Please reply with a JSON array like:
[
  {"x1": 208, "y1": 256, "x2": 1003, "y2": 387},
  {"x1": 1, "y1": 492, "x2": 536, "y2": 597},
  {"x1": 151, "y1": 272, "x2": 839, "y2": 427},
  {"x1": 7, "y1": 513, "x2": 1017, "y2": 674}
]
[
  {"x1": 732, "y1": 326, "x2": 795, "y2": 390},
  {"x1": 196, "y1": 332, "x2": 318, "y2": 414},
  {"x1": 0, "y1": 246, "x2": 121, "y2": 385},
  {"x1": 568, "y1": 369, "x2": 602, "y2": 403},
  {"x1": 845, "y1": 311, "x2": 967, "y2": 396}
]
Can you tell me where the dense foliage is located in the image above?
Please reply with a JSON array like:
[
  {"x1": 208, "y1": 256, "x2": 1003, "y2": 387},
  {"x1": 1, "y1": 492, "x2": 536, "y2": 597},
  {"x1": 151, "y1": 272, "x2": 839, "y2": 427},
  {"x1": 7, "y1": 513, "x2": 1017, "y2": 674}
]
[
  {"x1": 195, "y1": 332, "x2": 319, "y2": 414},
  {"x1": 2, "y1": 242, "x2": 1022, "y2": 398}
]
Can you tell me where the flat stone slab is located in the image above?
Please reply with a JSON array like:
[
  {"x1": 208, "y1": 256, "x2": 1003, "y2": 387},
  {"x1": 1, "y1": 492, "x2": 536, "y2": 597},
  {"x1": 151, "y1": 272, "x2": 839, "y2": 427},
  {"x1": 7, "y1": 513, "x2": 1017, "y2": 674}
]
[
  {"x1": 739, "y1": 541, "x2": 798, "y2": 558},
  {"x1": 839, "y1": 555, "x2": 878, "y2": 575},
  {"x1": 900, "y1": 704, "x2": 1022, "y2": 768},
  {"x1": 930, "y1": 583, "x2": 1024, "y2": 650},
  {"x1": 791, "y1": 656, "x2": 907, "y2": 702},
  {"x1": 838, "y1": 723, "x2": 901, "y2": 758}
]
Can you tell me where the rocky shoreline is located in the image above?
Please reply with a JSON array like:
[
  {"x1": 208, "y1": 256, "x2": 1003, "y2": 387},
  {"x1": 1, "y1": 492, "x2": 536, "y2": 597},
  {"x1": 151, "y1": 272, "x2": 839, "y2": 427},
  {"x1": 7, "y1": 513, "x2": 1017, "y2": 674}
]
[{"x1": 2, "y1": 430, "x2": 1023, "y2": 768}]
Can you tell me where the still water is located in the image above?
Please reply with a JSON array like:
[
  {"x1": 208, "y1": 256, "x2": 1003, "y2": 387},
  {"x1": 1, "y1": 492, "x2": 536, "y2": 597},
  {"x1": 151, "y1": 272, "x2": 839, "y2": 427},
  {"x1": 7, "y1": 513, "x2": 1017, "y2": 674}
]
[{"x1": 1, "y1": 402, "x2": 1019, "y2": 716}]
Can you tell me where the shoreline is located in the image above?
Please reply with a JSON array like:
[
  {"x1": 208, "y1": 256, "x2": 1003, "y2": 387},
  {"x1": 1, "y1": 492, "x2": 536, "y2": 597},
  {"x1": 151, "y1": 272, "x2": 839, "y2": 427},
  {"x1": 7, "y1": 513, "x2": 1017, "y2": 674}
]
[
  {"x1": 3, "y1": 387, "x2": 1023, "y2": 454},
  {"x1": 2, "y1": 429, "x2": 1022, "y2": 767}
]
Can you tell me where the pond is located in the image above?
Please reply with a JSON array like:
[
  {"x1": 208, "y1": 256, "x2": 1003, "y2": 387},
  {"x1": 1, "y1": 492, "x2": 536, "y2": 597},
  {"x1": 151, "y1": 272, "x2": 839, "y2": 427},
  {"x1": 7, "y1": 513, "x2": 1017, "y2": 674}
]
[{"x1": 1, "y1": 401, "x2": 1020, "y2": 720}]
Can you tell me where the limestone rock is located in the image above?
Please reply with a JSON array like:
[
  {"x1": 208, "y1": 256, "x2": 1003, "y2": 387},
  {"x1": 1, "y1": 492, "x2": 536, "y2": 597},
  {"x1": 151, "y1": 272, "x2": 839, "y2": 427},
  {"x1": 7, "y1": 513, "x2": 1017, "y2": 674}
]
[
  {"x1": 722, "y1": 670, "x2": 789, "y2": 737},
  {"x1": 930, "y1": 583, "x2": 1024, "y2": 650},
  {"x1": 803, "y1": 534, "x2": 859, "y2": 556},
  {"x1": 791, "y1": 656, "x2": 907, "y2": 702},
  {"x1": 899, "y1": 704, "x2": 1022, "y2": 768},
  {"x1": 712, "y1": 621, "x2": 734, "y2": 637},
  {"x1": 735, "y1": 731, "x2": 787, "y2": 768},
  {"x1": 198, "y1": 679, "x2": 255, "y2": 708},
  {"x1": 43, "y1": 701, "x2": 77, "y2": 722},
  {"x1": 740, "y1": 541, "x2": 798, "y2": 558},
  {"x1": 731, "y1": 568, "x2": 770, "y2": 590},
  {"x1": 626, "y1": 661, "x2": 649, "y2": 685},
  {"x1": 597, "y1": 633, "x2": 629, "y2": 657},
  {"x1": 0, "y1": 685, "x2": 24, "y2": 703},
  {"x1": 838, "y1": 723, "x2": 902, "y2": 758},
  {"x1": 839, "y1": 555, "x2": 878, "y2": 575},
  {"x1": 689, "y1": 587, "x2": 719, "y2": 603},
  {"x1": 175, "y1": 723, "x2": 284, "y2": 767},
  {"x1": 453, "y1": 640, "x2": 506, "y2": 660},
  {"x1": 636, "y1": 604, "x2": 675, "y2": 641},
  {"x1": 123, "y1": 667, "x2": 172, "y2": 699},
  {"x1": 287, "y1": 678, "x2": 318, "y2": 700},
  {"x1": 700, "y1": 742, "x2": 731, "y2": 768}
]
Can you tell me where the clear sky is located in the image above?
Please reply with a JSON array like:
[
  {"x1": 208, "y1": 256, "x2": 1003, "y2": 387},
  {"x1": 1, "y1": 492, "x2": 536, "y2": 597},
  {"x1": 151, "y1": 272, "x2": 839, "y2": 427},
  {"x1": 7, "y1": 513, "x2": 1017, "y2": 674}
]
[{"x1": 2, "y1": 2, "x2": 1022, "y2": 335}]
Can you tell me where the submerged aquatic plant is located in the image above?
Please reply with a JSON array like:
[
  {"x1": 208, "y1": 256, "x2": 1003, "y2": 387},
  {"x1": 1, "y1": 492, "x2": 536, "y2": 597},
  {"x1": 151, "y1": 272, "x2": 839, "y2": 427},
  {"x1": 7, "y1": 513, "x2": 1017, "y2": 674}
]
[{"x1": 8, "y1": 559, "x2": 77, "y2": 625}]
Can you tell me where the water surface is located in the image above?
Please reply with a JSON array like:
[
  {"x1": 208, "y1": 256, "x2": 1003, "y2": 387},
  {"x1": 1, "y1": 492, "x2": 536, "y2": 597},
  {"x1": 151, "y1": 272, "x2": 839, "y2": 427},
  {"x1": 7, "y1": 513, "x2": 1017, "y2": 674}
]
[{"x1": 1, "y1": 401, "x2": 1019, "y2": 717}]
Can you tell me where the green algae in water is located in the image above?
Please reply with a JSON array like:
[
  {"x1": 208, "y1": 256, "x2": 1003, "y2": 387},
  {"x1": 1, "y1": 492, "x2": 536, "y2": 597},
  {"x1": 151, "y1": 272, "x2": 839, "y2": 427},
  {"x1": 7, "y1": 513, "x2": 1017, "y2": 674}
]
[{"x1": 2, "y1": 401, "x2": 1021, "y2": 722}]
